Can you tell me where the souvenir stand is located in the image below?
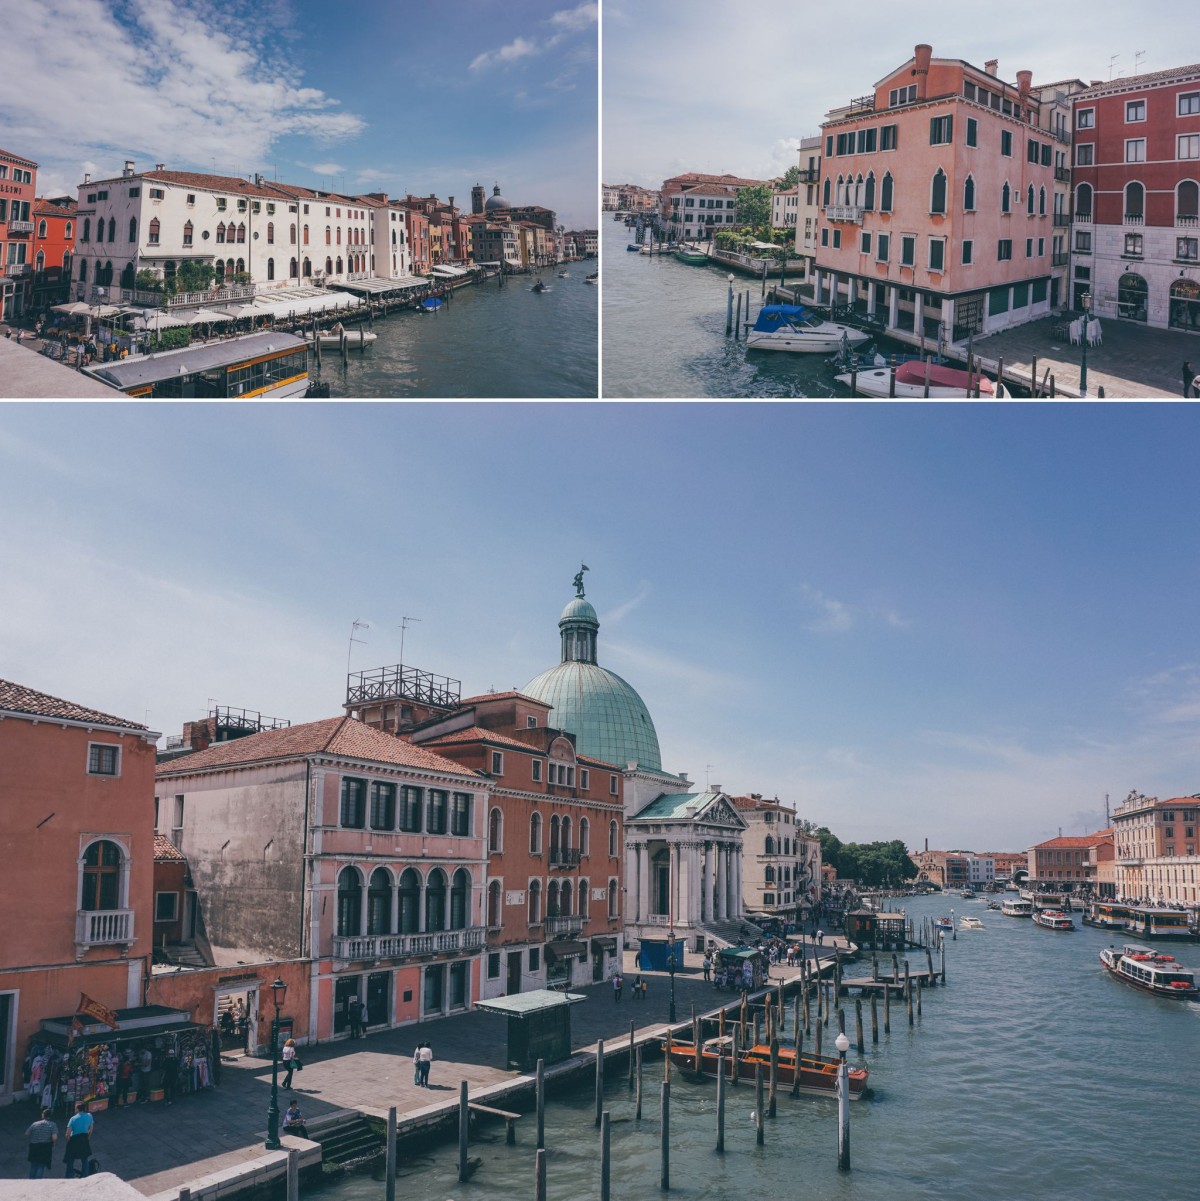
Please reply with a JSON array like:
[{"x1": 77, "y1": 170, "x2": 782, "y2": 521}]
[{"x1": 24, "y1": 1005, "x2": 216, "y2": 1112}]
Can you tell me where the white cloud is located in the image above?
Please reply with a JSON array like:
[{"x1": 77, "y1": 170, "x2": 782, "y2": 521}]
[
  {"x1": 470, "y1": 36, "x2": 538, "y2": 72},
  {"x1": 800, "y1": 585, "x2": 854, "y2": 633},
  {"x1": 549, "y1": 3, "x2": 598, "y2": 34},
  {"x1": 601, "y1": 584, "x2": 652, "y2": 625},
  {"x1": 470, "y1": 3, "x2": 597, "y2": 71},
  {"x1": 308, "y1": 162, "x2": 346, "y2": 177}
]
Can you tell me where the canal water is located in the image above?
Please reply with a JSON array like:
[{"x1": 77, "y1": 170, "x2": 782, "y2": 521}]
[
  {"x1": 316, "y1": 893, "x2": 1198, "y2": 1201},
  {"x1": 312, "y1": 270, "x2": 597, "y2": 399}
]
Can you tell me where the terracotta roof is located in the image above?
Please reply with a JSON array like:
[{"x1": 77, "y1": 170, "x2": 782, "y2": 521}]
[
  {"x1": 421, "y1": 726, "x2": 543, "y2": 751},
  {"x1": 731, "y1": 794, "x2": 792, "y2": 812},
  {"x1": 0, "y1": 679, "x2": 147, "y2": 730},
  {"x1": 153, "y1": 835, "x2": 187, "y2": 862},
  {"x1": 157, "y1": 715, "x2": 480, "y2": 779},
  {"x1": 663, "y1": 172, "x2": 768, "y2": 188},
  {"x1": 576, "y1": 753, "x2": 623, "y2": 771},
  {"x1": 34, "y1": 196, "x2": 77, "y2": 216},
  {"x1": 1034, "y1": 831, "x2": 1112, "y2": 848},
  {"x1": 1074, "y1": 62, "x2": 1200, "y2": 98},
  {"x1": 459, "y1": 691, "x2": 548, "y2": 705}
]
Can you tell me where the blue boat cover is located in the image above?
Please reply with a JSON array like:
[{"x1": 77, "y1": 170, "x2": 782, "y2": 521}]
[
  {"x1": 751, "y1": 304, "x2": 812, "y2": 332},
  {"x1": 422, "y1": 298, "x2": 444, "y2": 310}
]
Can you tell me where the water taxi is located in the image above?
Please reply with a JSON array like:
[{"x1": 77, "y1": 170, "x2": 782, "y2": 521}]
[
  {"x1": 933, "y1": 916, "x2": 954, "y2": 931},
  {"x1": 746, "y1": 304, "x2": 870, "y2": 354},
  {"x1": 1000, "y1": 898, "x2": 1033, "y2": 917},
  {"x1": 663, "y1": 1035, "x2": 869, "y2": 1100},
  {"x1": 1082, "y1": 902, "x2": 1132, "y2": 931},
  {"x1": 1123, "y1": 904, "x2": 1192, "y2": 941},
  {"x1": 1099, "y1": 943, "x2": 1198, "y2": 998},
  {"x1": 1032, "y1": 909, "x2": 1075, "y2": 930},
  {"x1": 959, "y1": 916, "x2": 985, "y2": 929},
  {"x1": 87, "y1": 331, "x2": 309, "y2": 399}
]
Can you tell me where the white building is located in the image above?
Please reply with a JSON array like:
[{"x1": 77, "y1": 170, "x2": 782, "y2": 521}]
[
  {"x1": 771, "y1": 188, "x2": 799, "y2": 230},
  {"x1": 967, "y1": 855, "x2": 996, "y2": 887},
  {"x1": 735, "y1": 795, "x2": 821, "y2": 926}
]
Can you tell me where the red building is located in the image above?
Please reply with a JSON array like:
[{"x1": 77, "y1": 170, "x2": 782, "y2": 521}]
[
  {"x1": 1069, "y1": 63, "x2": 1200, "y2": 333},
  {"x1": 32, "y1": 196, "x2": 76, "y2": 311},
  {"x1": 0, "y1": 148, "x2": 38, "y2": 320},
  {"x1": 401, "y1": 205, "x2": 431, "y2": 274}
]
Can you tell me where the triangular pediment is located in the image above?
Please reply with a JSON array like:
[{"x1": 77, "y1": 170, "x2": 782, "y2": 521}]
[{"x1": 695, "y1": 792, "x2": 747, "y2": 829}]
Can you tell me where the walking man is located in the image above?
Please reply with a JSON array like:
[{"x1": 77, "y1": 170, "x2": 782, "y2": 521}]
[
  {"x1": 62, "y1": 1102, "x2": 94, "y2": 1178},
  {"x1": 137, "y1": 1046, "x2": 153, "y2": 1103},
  {"x1": 348, "y1": 997, "x2": 364, "y2": 1039},
  {"x1": 418, "y1": 1042, "x2": 433, "y2": 1087},
  {"x1": 613, "y1": 972, "x2": 623, "y2": 1002},
  {"x1": 25, "y1": 1108, "x2": 58, "y2": 1179},
  {"x1": 160, "y1": 1049, "x2": 180, "y2": 1106},
  {"x1": 1185, "y1": 360, "x2": 1195, "y2": 398},
  {"x1": 702, "y1": 952, "x2": 711, "y2": 982}
]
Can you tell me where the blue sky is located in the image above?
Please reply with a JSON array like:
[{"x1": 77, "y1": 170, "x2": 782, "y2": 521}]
[
  {"x1": 605, "y1": 0, "x2": 1198, "y2": 186},
  {"x1": 3, "y1": 401, "x2": 1198, "y2": 855},
  {"x1": 4, "y1": 0, "x2": 597, "y2": 230}
]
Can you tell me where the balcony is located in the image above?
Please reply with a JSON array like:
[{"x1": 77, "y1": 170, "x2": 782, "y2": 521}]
[
  {"x1": 1123, "y1": 214, "x2": 1145, "y2": 226},
  {"x1": 544, "y1": 914, "x2": 583, "y2": 936},
  {"x1": 76, "y1": 909, "x2": 134, "y2": 954},
  {"x1": 1053, "y1": 213, "x2": 1071, "y2": 227},
  {"x1": 548, "y1": 847, "x2": 582, "y2": 869},
  {"x1": 797, "y1": 168, "x2": 820, "y2": 184},
  {"x1": 1074, "y1": 212, "x2": 1093, "y2": 225},
  {"x1": 1178, "y1": 215, "x2": 1199, "y2": 228},
  {"x1": 165, "y1": 283, "x2": 257, "y2": 309},
  {"x1": 7, "y1": 219, "x2": 33, "y2": 235},
  {"x1": 331, "y1": 926, "x2": 486, "y2": 961},
  {"x1": 1053, "y1": 252, "x2": 1069, "y2": 267},
  {"x1": 1054, "y1": 166, "x2": 1071, "y2": 182},
  {"x1": 1116, "y1": 857, "x2": 1144, "y2": 867},
  {"x1": 5, "y1": 262, "x2": 30, "y2": 275},
  {"x1": 826, "y1": 204, "x2": 864, "y2": 224}
]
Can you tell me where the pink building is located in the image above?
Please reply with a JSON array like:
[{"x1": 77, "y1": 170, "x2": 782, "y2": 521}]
[
  {"x1": 814, "y1": 45, "x2": 1059, "y2": 343},
  {"x1": 156, "y1": 715, "x2": 488, "y2": 1045}
]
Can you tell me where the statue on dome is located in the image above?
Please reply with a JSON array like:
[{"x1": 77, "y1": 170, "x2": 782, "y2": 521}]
[{"x1": 573, "y1": 563, "x2": 589, "y2": 597}]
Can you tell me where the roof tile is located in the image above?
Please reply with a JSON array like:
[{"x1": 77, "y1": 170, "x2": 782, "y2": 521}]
[{"x1": 0, "y1": 679, "x2": 147, "y2": 730}]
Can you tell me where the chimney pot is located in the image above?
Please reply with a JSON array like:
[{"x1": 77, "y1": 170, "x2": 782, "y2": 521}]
[
  {"x1": 155, "y1": 162, "x2": 164, "y2": 171},
  {"x1": 985, "y1": 59, "x2": 999, "y2": 76},
  {"x1": 913, "y1": 44, "x2": 933, "y2": 100},
  {"x1": 123, "y1": 160, "x2": 134, "y2": 177},
  {"x1": 1017, "y1": 69, "x2": 1032, "y2": 101},
  {"x1": 83, "y1": 172, "x2": 91, "y2": 185}
]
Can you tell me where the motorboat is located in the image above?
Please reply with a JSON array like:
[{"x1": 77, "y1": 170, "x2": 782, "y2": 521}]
[
  {"x1": 557, "y1": 270, "x2": 570, "y2": 278},
  {"x1": 421, "y1": 298, "x2": 444, "y2": 313},
  {"x1": 959, "y1": 889, "x2": 978, "y2": 900},
  {"x1": 959, "y1": 916, "x2": 985, "y2": 929},
  {"x1": 663, "y1": 1035, "x2": 869, "y2": 1100},
  {"x1": 836, "y1": 358, "x2": 995, "y2": 397},
  {"x1": 1032, "y1": 909, "x2": 1075, "y2": 930},
  {"x1": 627, "y1": 243, "x2": 642, "y2": 251},
  {"x1": 1099, "y1": 943, "x2": 1198, "y2": 998},
  {"x1": 933, "y1": 916, "x2": 954, "y2": 931},
  {"x1": 747, "y1": 304, "x2": 870, "y2": 354},
  {"x1": 530, "y1": 279, "x2": 551, "y2": 293},
  {"x1": 985, "y1": 900, "x2": 1002, "y2": 911},
  {"x1": 315, "y1": 322, "x2": 376, "y2": 347},
  {"x1": 584, "y1": 273, "x2": 598, "y2": 285},
  {"x1": 673, "y1": 246, "x2": 709, "y2": 265}
]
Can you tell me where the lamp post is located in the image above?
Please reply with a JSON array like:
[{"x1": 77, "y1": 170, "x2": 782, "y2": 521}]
[
  {"x1": 666, "y1": 931, "x2": 678, "y2": 1025},
  {"x1": 834, "y1": 1030, "x2": 850, "y2": 1170},
  {"x1": 1079, "y1": 290, "x2": 1092, "y2": 398},
  {"x1": 265, "y1": 976, "x2": 288, "y2": 1150}
]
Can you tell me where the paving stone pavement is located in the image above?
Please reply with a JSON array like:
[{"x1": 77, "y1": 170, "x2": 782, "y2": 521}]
[{"x1": 0, "y1": 945, "x2": 837, "y2": 1195}]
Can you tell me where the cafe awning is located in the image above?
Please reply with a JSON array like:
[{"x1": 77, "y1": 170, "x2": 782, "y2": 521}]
[
  {"x1": 591, "y1": 937, "x2": 618, "y2": 952},
  {"x1": 545, "y1": 940, "x2": 587, "y2": 963}
]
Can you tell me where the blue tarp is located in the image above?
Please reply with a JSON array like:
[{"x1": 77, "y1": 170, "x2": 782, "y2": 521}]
[{"x1": 751, "y1": 304, "x2": 813, "y2": 332}]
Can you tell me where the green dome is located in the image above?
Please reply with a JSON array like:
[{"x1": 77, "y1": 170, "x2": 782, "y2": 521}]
[
  {"x1": 523, "y1": 583, "x2": 662, "y2": 772},
  {"x1": 523, "y1": 661, "x2": 662, "y2": 771}
]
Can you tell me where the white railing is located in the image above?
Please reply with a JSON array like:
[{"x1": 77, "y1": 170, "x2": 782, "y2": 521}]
[
  {"x1": 1123, "y1": 214, "x2": 1145, "y2": 226},
  {"x1": 826, "y1": 205, "x2": 864, "y2": 224},
  {"x1": 645, "y1": 913, "x2": 672, "y2": 926},
  {"x1": 1177, "y1": 215, "x2": 1199, "y2": 228},
  {"x1": 76, "y1": 909, "x2": 134, "y2": 947},
  {"x1": 331, "y1": 926, "x2": 486, "y2": 960},
  {"x1": 5, "y1": 262, "x2": 30, "y2": 276},
  {"x1": 544, "y1": 915, "x2": 583, "y2": 936},
  {"x1": 7, "y1": 219, "x2": 34, "y2": 234},
  {"x1": 166, "y1": 283, "x2": 257, "y2": 309}
]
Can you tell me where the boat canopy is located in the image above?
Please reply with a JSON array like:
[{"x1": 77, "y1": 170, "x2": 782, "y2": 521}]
[{"x1": 751, "y1": 304, "x2": 818, "y2": 332}]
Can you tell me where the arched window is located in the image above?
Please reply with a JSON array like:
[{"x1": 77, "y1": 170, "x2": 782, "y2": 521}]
[
  {"x1": 216, "y1": 222, "x2": 226, "y2": 244},
  {"x1": 398, "y1": 868, "x2": 421, "y2": 933},
  {"x1": 367, "y1": 867, "x2": 392, "y2": 935},
  {"x1": 266, "y1": 257, "x2": 275, "y2": 280},
  {"x1": 487, "y1": 879, "x2": 502, "y2": 927},
  {"x1": 303, "y1": 224, "x2": 309, "y2": 244},
  {"x1": 336, "y1": 256, "x2": 343, "y2": 274},
  {"x1": 303, "y1": 257, "x2": 312, "y2": 277},
  {"x1": 235, "y1": 257, "x2": 245, "y2": 274},
  {"x1": 530, "y1": 811, "x2": 543, "y2": 854},
  {"x1": 880, "y1": 172, "x2": 893, "y2": 213},
  {"x1": 822, "y1": 177, "x2": 831, "y2": 207},
  {"x1": 528, "y1": 878, "x2": 542, "y2": 924},
  {"x1": 267, "y1": 221, "x2": 274, "y2": 244},
  {"x1": 95, "y1": 218, "x2": 104, "y2": 244},
  {"x1": 62, "y1": 251, "x2": 71, "y2": 272},
  {"x1": 147, "y1": 217, "x2": 160, "y2": 245},
  {"x1": 325, "y1": 256, "x2": 333, "y2": 276},
  {"x1": 82, "y1": 217, "x2": 91, "y2": 243},
  {"x1": 1117, "y1": 272, "x2": 1148, "y2": 321},
  {"x1": 863, "y1": 172, "x2": 876, "y2": 211},
  {"x1": 547, "y1": 879, "x2": 560, "y2": 917},
  {"x1": 561, "y1": 815, "x2": 572, "y2": 854},
  {"x1": 290, "y1": 223, "x2": 296, "y2": 244},
  {"x1": 549, "y1": 815, "x2": 561, "y2": 860},
  {"x1": 35, "y1": 250, "x2": 44, "y2": 271},
  {"x1": 765, "y1": 865, "x2": 776, "y2": 884},
  {"x1": 336, "y1": 867, "x2": 363, "y2": 937},
  {"x1": 488, "y1": 807, "x2": 503, "y2": 853},
  {"x1": 120, "y1": 262, "x2": 134, "y2": 290},
  {"x1": 182, "y1": 220, "x2": 193, "y2": 246},
  {"x1": 81, "y1": 840, "x2": 123, "y2": 910},
  {"x1": 128, "y1": 217, "x2": 136, "y2": 242},
  {"x1": 561, "y1": 879, "x2": 573, "y2": 916},
  {"x1": 290, "y1": 257, "x2": 298, "y2": 278},
  {"x1": 79, "y1": 258, "x2": 88, "y2": 281},
  {"x1": 609, "y1": 819, "x2": 619, "y2": 858},
  {"x1": 930, "y1": 169, "x2": 947, "y2": 214},
  {"x1": 449, "y1": 868, "x2": 470, "y2": 929},
  {"x1": 607, "y1": 879, "x2": 618, "y2": 919},
  {"x1": 1001, "y1": 182, "x2": 1011, "y2": 214},
  {"x1": 107, "y1": 217, "x2": 115, "y2": 242},
  {"x1": 225, "y1": 257, "x2": 235, "y2": 277},
  {"x1": 326, "y1": 226, "x2": 332, "y2": 245},
  {"x1": 1027, "y1": 183, "x2": 1035, "y2": 215},
  {"x1": 391, "y1": 230, "x2": 397, "y2": 245},
  {"x1": 425, "y1": 868, "x2": 447, "y2": 932},
  {"x1": 1125, "y1": 181, "x2": 1144, "y2": 220},
  {"x1": 578, "y1": 879, "x2": 589, "y2": 917},
  {"x1": 1039, "y1": 186, "x2": 1046, "y2": 216},
  {"x1": 1169, "y1": 278, "x2": 1200, "y2": 330},
  {"x1": 579, "y1": 817, "x2": 590, "y2": 857},
  {"x1": 1177, "y1": 180, "x2": 1199, "y2": 220},
  {"x1": 336, "y1": 227, "x2": 342, "y2": 244},
  {"x1": 834, "y1": 174, "x2": 844, "y2": 206},
  {"x1": 1075, "y1": 182, "x2": 1093, "y2": 219},
  {"x1": 38, "y1": 219, "x2": 47, "y2": 238},
  {"x1": 764, "y1": 835, "x2": 775, "y2": 855},
  {"x1": 65, "y1": 221, "x2": 72, "y2": 238},
  {"x1": 236, "y1": 223, "x2": 246, "y2": 243}
]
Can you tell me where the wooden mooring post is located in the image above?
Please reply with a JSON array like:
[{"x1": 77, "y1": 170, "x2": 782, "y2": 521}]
[
  {"x1": 730, "y1": 1028, "x2": 740, "y2": 1087},
  {"x1": 790, "y1": 1022, "x2": 802, "y2": 1098},
  {"x1": 905, "y1": 962, "x2": 914, "y2": 1026},
  {"x1": 715, "y1": 1051, "x2": 726, "y2": 1152},
  {"x1": 755, "y1": 1064, "x2": 765, "y2": 1146},
  {"x1": 458, "y1": 1080, "x2": 470, "y2": 1183},
  {"x1": 385, "y1": 1105, "x2": 397, "y2": 1201},
  {"x1": 660, "y1": 1081, "x2": 671, "y2": 1191},
  {"x1": 693, "y1": 1016, "x2": 702, "y2": 1072},
  {"x1": 595, "y1": 1039, "x2": 605, "y2": 1125},
  {"x1": 940, "y1": 939, "x2": 947, "y2": 984},
  {"x1": 537, "y1": 1058, "x2": 545, "y2": 1150},
  {"x1": 884, "y1": 975, "x2": 891, "y2": 1033},
  {"x1": 535, "y1": 1148, "x2": 547, "y2": 1201},
  {"x1": 768, "y1": 1036, "x2": 779, "y2": 1117},
  {"x1": 635, "y1": 1046, "x2": 643, "y2": 1119},
  {"x1": 629, "y1": 1021, "x2": 636, "y2": 1087},
  {"x1": 854, "y1": 999, "x2": 864, "y2": 1053},
  {"x1": 600, "y1": 1111, "x2": 611, "y2": 1201},
  {"x1": 287, "y1": 1150, "x2": 299, "y2": 1201}
]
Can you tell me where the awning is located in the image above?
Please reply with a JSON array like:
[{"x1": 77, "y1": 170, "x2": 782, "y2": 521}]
[
  {"x1": 544, "y1": 939, "x2": 587, "y2": 963},
  {"x1": 591, "y1": 937, "x2": 618, "y2": 952},
  {"x1": 474, "y1": 988, "x2": 588, "y2": 1018}
]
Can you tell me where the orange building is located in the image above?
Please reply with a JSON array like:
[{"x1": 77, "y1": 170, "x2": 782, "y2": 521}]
[
  {"x1": 0, "y1": 680, "x2": 160, "y2": 1104},
  {"x1": 815, "y1": 44, "x2": 1058, "y2": 342},
  {"x1": 410, "y1": 691, "x2": 626, "y2": 997},
  {"x1": 1, "y1": 147, "x2": 38, "y2": 320},
  {"x1": 32, "y1": 196, "x2": 76, "y2": 311},
  {"x1": 1027, "y1": 830, "x2": 1113, "y2": 893}
]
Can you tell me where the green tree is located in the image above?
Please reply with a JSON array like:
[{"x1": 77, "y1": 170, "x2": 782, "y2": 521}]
[
  {"x1": 778, "y1": 165, "x2": 801, "y2": 191},
  {"x1": 176, "y1": 260, "x2": 215, "y2": 293},
  {"x1": 735, "y1": 184, "x2": 773, "y2": 229}
]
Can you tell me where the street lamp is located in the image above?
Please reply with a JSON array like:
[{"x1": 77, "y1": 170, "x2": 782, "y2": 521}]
[
  {"x1": 265, "y1": 976, "x2": 288, "y2": 1150},
  {"x1": 834, "y1": 1030, "x2": 851, "y2": 1170},
  {"x1": 1079, "y1": 290, "x2": 1093, "y2": 398},
  {"x1": 666, "y1": 930, "x2": 678, "y2": 1025}
]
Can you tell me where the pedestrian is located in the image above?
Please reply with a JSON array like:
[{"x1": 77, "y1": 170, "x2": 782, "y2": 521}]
[
  {"x1": 347, "y1": 997, "x2": 364, "y2": 1038},
  {"x1": 1185, "y1": 360, "x2": 1195, "y2": 399},
  {"x1": 25, "y1": 1107, "x2": 58, "y2": 1179},
  {"x1": 613, "y1": 972, "x2": 623, "y2": 1002},
  {"x1": 418, "y1": 1042, "x2": 433, "y2": 1087},
  {"x1": 137, "y1": 1046, "x2": 153, "y2": 1102},
  {"x1": 161, "y1": 1049, "x2": 180, "y2": 1105},
  {"x1": 816, "y1": 928, "x2": 824, "y2": 946},
  {"x1": 412, "y1": 1044, "x2": 422, "y2": 1086},
  {"x1": 639, "y1": 977, "x2": 648, "y2": 1001},
  {"x1": 282, "y1": 1098, "x2": 309, "y2": 1139},
  {"x1": 281, "y1": 1037, "x2": 301, "y2": 1088},
  {"x1": 632, "y1": 972, "x2": 643, "y2": 999},
  {"x1": 63, "y1": 1101, "x2": 93, "y2": 1178},
  {"x1": 113, "y1": 1054, "x2": 134, "y2": 1107},
  {"x1": 16, "y1": 327, "x2": 24, "y2": 343}
]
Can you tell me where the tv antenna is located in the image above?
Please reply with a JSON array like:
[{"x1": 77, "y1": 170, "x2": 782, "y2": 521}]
[
  {"x1": 347, "y1": 619, "x2": 369, "y2": 674},
  {"x1": 399, "y1": 616, "x2": 421, "y2": 664},
  {"x1": 1109, "y1": 54, "x2": 1120, "y2": 80},
  {"x1": 1133, "y1": 50, "x2": 1145, "y2": 76},
  {"x1": 705, "y1": 764, "x2": 715, "y2": 789}
]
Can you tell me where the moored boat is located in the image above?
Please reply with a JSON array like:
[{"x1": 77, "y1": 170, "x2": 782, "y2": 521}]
[
  {"x1": 1032, "y1": 909, "x2": 1075, "y2": 930},
  {"x1": 673, "y1": 245, "x2": 709, "y2": 265},
  {"x1": 836, "y1": 359, "x2": 995, "y2": 398},
  {"x1": 746, "y1": 304, "x2": 870, "y2": 354},
  {"x1": 315, "y1": 322, "x2": 376, "y2": 347},
  {"x1": 933, "y1": 916, "x2": 954, "y2": 931},
  {"x1": 1001, "y1": 898, "x2": 1033, "y2": 917},
  {"x1": 664, "y1": 1036, "x2": 869, "y2": 1100},
  {"x1": 1123, "y1": 904, "x2": 1192, "y2": 940},
  {"x1": 1082, "y1": 902, "x2": 1131, "y2": 930},
  {"x1": 1099, "y1": 943, "x2": 1198, "y2": 998},
  {"x1": 627, "y1": 243, "x2": 642, "y2": 251}
]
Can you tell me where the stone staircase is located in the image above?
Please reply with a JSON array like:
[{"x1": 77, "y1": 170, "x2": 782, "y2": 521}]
[
  {"x1": 153, "y1": 940, "x2": 211, "y2": 969},
  {"x1": 699, "y1": 916, "x2": 765, "y2": 948},
  {"x1": 307, "y1": 1110, "x2": 384, "y2": 1167}
]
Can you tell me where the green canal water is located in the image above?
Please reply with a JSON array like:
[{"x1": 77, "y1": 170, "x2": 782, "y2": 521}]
[
  {"x1": 313, "y1": 893, "x2": 1198, "y2": 1200},
  {"x1": 312, "y1": 269, "x2": 598, "y2": 399}
]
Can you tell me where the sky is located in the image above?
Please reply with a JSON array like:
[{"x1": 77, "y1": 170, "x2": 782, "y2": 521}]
[
  {"x1": 3, "y1": 401, "x2": 1199, "y2": 858},
  {"x1": 4, "y1": 0, "x2": 597, "y2": 230},
  {"x1": 604, "y1": 0, "x2": 1199, "y2": 187}
]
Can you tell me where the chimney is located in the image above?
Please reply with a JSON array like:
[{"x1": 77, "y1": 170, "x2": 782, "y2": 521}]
[
  {"x1": 155, "y1": 162, "x2": 164, "y2": 172},
  {"x1": 83, "y1": 172, "x2": 91, "y2": 185},
  {"x1": 984, "y1": 59, "x2": 999, "y2": 76},
  {"x1": 1016, "y1": 69, "x2": 1032, "y2": 103},
  {"x1": 448, "y1": 195, "x2": 454, "y2": 209},
  {"x1": 123, "y1": 160, "x2": 134, "y2": 177},
  {"x1": 254, "y1": 172, "x2": 263, "y2": 186},
  {"x1": 913, "y1": 44, "x2": 933, "y2": 100}
]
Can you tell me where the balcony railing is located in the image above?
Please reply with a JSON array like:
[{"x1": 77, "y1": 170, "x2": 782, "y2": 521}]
[
  {"x1": 76, "y1": 909, "x2": 134, "y2": 949},
  {"x1": 1053, "y1": 213, "x2": 1071, "y2": 227},
  {"x1": 826, "y1": 204, "x2": 864, "y2": 224},
  {"x1": 645, "y1": 913, "x2": 672, "y2": 926},
  {"x1": 549, "y1": 847, "x2": 582, "y2": 868},
  {"x1": 1053, "y1": 252, "x2": 1069, "y2": 267},
  {"x1": 1178, "y1": 215, "x2": 1199, "y2": 228},
  {"x1": 165, "y1": 283, "x2": 258, "y2": 309},
  {"x1": 5, "y1": 262, "x2": 30, "y2": 275},
  {"x1": 1054, "y1": 166, "x2": 1071, "y2": 182},
  {"x1": 7, "y1": 219, "x2": 33, "y2": 234},
  {"x1": 1075, "y1": 212, "x2": 1093, "y2": 225},
  {"x1": 797, "y1": 168, "x2": 820, "y2": 184},
  {"x1": 544, "y1": 914, "x2": 583, "y2": 936},
  {"x1": 331, "y1": 926, "x2": 486, "y2": 961},
  {"x1": 1123, "y1": 214, "x2": 1145, "y2": 226}
]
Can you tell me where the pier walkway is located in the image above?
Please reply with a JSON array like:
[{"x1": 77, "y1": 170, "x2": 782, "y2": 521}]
[{"x1": 0, "y1": 943, "x2": 867, "y2": 1195}]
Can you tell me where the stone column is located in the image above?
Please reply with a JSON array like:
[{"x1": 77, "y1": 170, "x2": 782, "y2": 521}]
[
  {"x1": 690, "y1": 844, "x2": 702, "y2": 927},
  {"x1": 941, "y1": 296, "x2": 955, "y2": 348},
  {"x1": 638, "y1": 842, "x2": 651, "y2": 923},
  {"x1": 733, "y1": 846, "x2": 743, "y2": 919},
  {"x1": 915, "y1": 291, "x2": 925, "y2": 343},
  {"x1": 716, "y1": 844, "x2": 727, "y2": 921},
  {"x1": 700, "y1": 842, "x2": 710, "y2": 922},
  {"x1": 888, "y1": 284, "x2": 899, "y2": 331}
]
